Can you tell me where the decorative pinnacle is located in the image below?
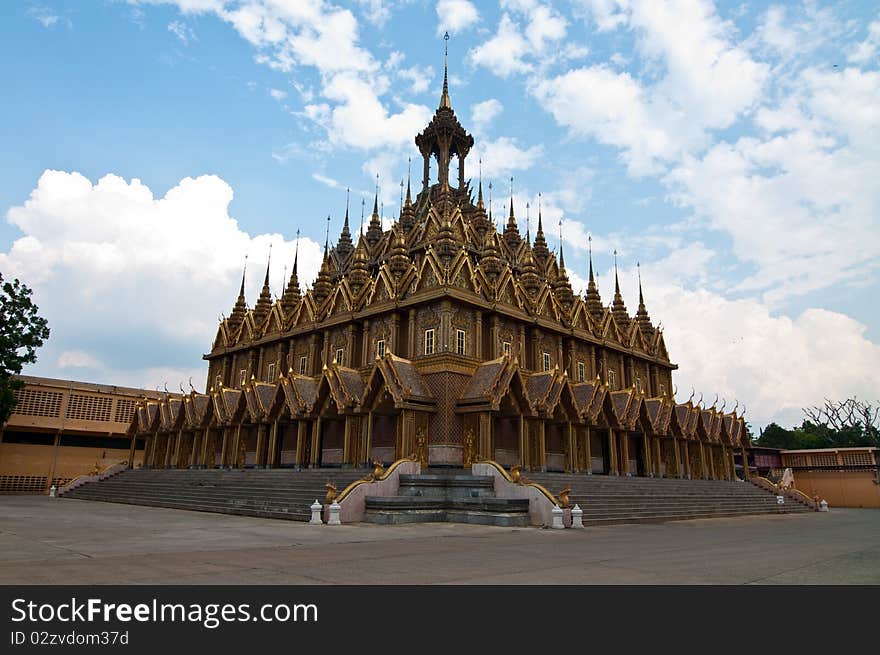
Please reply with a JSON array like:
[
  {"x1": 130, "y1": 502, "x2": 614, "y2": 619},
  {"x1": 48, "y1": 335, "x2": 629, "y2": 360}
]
[
  {"x1": 525, "y1": 202, "x2": 530, "y2": 241},
  {"x1": 293, "y1": 229, "x2": 300, "y2": 274},
  {"x1": 588, "y1": 234, "x2": 594, "y2": 281},
  {"x1": 360, "y1": 197, "x2": 365, "y2": 234},
  {"x1": 440, "y1": 31, "x2": 451, "y2": 109},
  {"x1": 614, "y1": 249, "x2": 620, "y2": 293},
  {"x1": 638, "y1": 261, "x2": 644, "y2": 304},
  {"x1": 324, "y1": 215, "x2": 331, "y2": 256},
  {"x1": 558, "y1": 219, "x2": 565, "y2": 268},
  {"x1": 264, "y1": 243, "x2": 272, "y2": 287},
  {"x1": 239, "y1": 254, "x2": 248, "y2": 297}
]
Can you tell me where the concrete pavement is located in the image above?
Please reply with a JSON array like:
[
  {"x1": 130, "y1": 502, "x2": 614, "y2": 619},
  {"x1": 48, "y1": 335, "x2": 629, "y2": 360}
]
[{"x1": 1, "y1": 496, "x2": 878, "y2": 584}]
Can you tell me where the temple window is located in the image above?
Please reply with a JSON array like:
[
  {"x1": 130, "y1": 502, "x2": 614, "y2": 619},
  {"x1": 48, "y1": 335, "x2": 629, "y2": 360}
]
[
  {"x1": 377, "y1": 339, "x2": 386, "y2": 358},
  {"x1": 299, "y1": 356, "x2": 307, "y2": 375},
  {"x1": 636, "y1": 376, "x2": 642, "y2": 393},
  {"x1": 215, "y1": 374, "x2": 222, "y2": 390},
  {"x1": 577, "y1": 361, "x2": 585, "y2": 382},
  {"x1": 543, "y1": 352, "x2": 551, "y2": 372},
  {"x1": 660, "y1": 383, "x2": 666, "y2": 396},
  {"x1": 608, "y1": 369, "x2": 616, "y2": 390},
  {"x1": 456, "y1": 329, "x2": 466, "y2": 355},
  {"x1": 425, "y1": 329, "x2": 435, "y2": 355},
  {"x1": 503, "y1": 341, "x2": 511, "y2": 356},
  {"x1": 335, "y1": 348, "x2": 344, "y2": 365},
  {"x1": 267, "y1": 363, "x2": 276, "y2": 383},
  {"x1": 239, "y1": 369, "x2": 247, "y2": 387}
]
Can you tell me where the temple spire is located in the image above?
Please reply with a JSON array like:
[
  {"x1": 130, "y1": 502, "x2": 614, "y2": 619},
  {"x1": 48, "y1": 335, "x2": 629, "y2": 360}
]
[
  {"x1": 281, "y1": 230, "x2": 302, "y2": 312},
  {"x1": 532, "y1": 197, "x2": 549, "y2": 264},
  {"x1": 366, "y1": 175, "x2": 382, "y2": 246},
  {"x1": 558, "y1": 216, "x2": 565, "y2": 269},
  {"x1": 526, "y1": 202, "x2": 531, "y2": 243},
  {"x1": 585, "y1": 235, "x2": 603, "y2": 321},
  {"x1": 588, "y1": 234, "x2": 594, "y2": 282},
  {"x1": 253, "y1": 246, "x2": 273, "y2": 324},
  {"x1": 477, "y1": 158, "x2": 484, "y2": 209},
  {"x1": 611, "y1": 249, "x2": 631, "y2": 330},
  {"x1": 336, "y1": 188, "x2": 354, "y2": 258},
  {"x1": 635, "y1": 261, "x2": 654, "y2": 337},
  {"x1": 440, "y1": 31, "x2": 451, "y2": 109},
  {"x1": 503, "y1": 177, "x2": 521, "y2": 250}
]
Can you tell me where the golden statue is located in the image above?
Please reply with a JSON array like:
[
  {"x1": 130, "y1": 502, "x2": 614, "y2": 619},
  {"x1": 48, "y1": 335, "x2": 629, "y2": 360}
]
[
  {"x1": 364, "y1": 459, "x2": 385, "y2": 482},
  {"x1": 463, "y1": 429, "x2": 475, "y2": 468},
  {"x1": 558, "y1": 485, "x2": 571, "y2": 509},
  {"x1": 416, "y1": 427, "x2": 428, "y2": 468},
  {"x1": 325, "y1": 481, "x2": 337, "y2": 505},
  {"x1": 510, "y1": 464, "x2": 525, "y2": 484}
]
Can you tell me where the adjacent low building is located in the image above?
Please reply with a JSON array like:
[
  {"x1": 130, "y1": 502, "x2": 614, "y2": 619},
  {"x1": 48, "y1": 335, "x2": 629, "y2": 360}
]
[
  {"x1": 0, "y1": 375, "x2": 161, "y2": 494},
  {"x1": 782, "y1": 447, "x2": 880, "y2": 508}
]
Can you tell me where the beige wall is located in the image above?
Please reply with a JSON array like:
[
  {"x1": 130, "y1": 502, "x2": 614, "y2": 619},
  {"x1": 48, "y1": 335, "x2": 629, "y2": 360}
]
[
  {"x1": 792, "y1": 470, "x2": 880, "y2": 509},
  {"x1": 0, "y1": 443, "x2": 142, "y2": 481}
]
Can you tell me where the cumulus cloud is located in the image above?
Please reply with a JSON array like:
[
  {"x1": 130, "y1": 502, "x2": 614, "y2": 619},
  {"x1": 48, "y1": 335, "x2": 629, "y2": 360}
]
[
  {"x1": 436, "y1": 0, "x2": 479, "y2": 35},
  {"x1": 2, "y1": 170, "x2": 322, "y2": 391},
  {"x1": 470, "y1": 99, "x2": 503, "y2": 133},
  {"x1": 597, "y1": 255, "x2": 880, "y2": 430}
]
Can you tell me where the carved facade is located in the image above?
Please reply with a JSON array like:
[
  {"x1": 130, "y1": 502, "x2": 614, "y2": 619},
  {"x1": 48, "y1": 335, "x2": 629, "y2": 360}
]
[{"x1": 130, "y1": 58, "x2": 752, "y2": 480}]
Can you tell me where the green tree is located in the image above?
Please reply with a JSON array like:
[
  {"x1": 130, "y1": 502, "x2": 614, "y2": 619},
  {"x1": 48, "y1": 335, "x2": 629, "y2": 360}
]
[{"x1": 0, "y1": 273, "x2": 50, "y2": 425}]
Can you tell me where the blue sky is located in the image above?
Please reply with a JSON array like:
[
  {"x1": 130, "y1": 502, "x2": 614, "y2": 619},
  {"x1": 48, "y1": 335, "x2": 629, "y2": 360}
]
[{"x1": 1, "y1": 0, "x2": 878, "y2": 429}]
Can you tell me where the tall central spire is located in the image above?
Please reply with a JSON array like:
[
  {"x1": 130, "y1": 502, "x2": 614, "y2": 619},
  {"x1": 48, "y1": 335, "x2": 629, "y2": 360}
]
[{"x1": 440, "y1": 31, "x2": 451, "y2": 109}]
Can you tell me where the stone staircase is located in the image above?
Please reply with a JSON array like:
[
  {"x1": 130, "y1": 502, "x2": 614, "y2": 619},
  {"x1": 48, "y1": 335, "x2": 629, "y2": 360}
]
[
  {"x1": 61, "y1": 468, "x2": 365, "y2": 522},
  {"x1": 524, "y1": 473, "x2": 814, "y2": 526},
  {"x1": 364, "y1": 470, "x2": 529, "y2": 527}
]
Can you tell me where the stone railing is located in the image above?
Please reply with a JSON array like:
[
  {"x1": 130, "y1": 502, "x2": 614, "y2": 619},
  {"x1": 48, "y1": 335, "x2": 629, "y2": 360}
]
[
  {"x1": 750, "y1": 476, "x2": 819, "y2": 510},
  {"x1": 330, "y1": 458, "x2": 421, "y2": 523},
  {"x1": 472, "y1": 461, "x2": 561, "y2": 527},
  {"x1": 57, "y1": 461, "x2": 129, "y2": 496}
]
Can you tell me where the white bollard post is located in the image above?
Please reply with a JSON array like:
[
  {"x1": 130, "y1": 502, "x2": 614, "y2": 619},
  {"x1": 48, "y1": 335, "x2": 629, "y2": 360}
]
[
  {"x1": 49, "y1": 485, "x2": 57, "y2": 498},
  {"x1": 551, "y1": 504, "x2": 565, "y2": 529},
  {"x1": 309, "y1": 500, "x2": 323, "y2": 525},
  {"x1": 776, "y1": 495, "x2": 785, "y2": 507},
  {"x1": 328, "y1": 501, "x2": 342, "y2": 526},
  {"x1": 819, "y1": 500, "x2": 829, "y2": 512},
  {"x1": 571, "y1": 504, "x2": 584, "y2": 529}
]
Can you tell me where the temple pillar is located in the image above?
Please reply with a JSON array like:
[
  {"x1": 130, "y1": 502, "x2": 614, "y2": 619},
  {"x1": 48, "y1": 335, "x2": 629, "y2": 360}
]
[
  {"x1": 478, "y1": 412, "x2": 492, "y2": 461},
  {"x1": 475, "y1": 312, "x2": 483, "y2": 359},
  {"x1": 654, "y1": 437, "x2": 663, "y2": 478},
  {"x1": 519, "y1": 414, "x2": 526, "y2": 468},
  {"x1": 491, "y1": 315, "x2": 500, "y2": 359},
  {"x1": 643, "y1": 433, "x2": 652, "y2": 477},
  {"x1": 584, "y1": 426, "x2": 592, "y2": 474},
  {"x1": 256, "y1": 424, "x2": 267, "y2": 468},
  {"x1": 699, "y1": 442, "x2": 708, "y2": 479},
  {"x1": 407, "y1": 310, "x2": 416, "y2": 360},
  {"x1": 362, "y1": 319, "x2": 371, "y2": 365},
  {"x1": 608, "y1": 428, "x2": 618, "y2": 475},
  {"x1": 128, "y1": 435, "x2": 137, "y2": 468},
  {"x1": 365, "y1": 412, "x2": 374, "y2": 464},
  {"x1": 233, "y1": 424, "x2": 244, "y2": 468},
  {"x1": 267, "y1": 419, "x2": 279, "y2": 468},
  {"x1": 518, "y1": 325, "x2": 526, "y2": 365},
  {"x1": 682, "y1": 440, "x2": 691, "y2": 479},
  {"x1": 537, "y1": 420, "x2": 546, "y2": 471},
  {"x1": 621, "y1": 431, "x2": 630, "y2": 476},
  {"x1": 295, "y1": 420, "x2": 305, "y2": 466},
  {"x1": 728, "y1": 447, "x2": 737, "y2": 480},
  {"x1": 310, "y1": 420, "x2": 321, "y2": 467},
  {"x1": 566, "y1": 421, "x2": 575, "y2": 472}
]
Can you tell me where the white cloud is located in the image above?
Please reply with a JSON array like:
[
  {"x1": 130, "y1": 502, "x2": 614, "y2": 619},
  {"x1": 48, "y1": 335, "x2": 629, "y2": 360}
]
[
  {"x1": 435, "y1": 0, "x2": 479, "y2": 35},
  {"x1": 269, "y1": 88, "x2": 287, "y2": 101},
  {"x1": 27, "y1": 5, "x2": 60, "y2": 28},
  {"x1": 2, "y1": 170, "x2": 323, "y2": 391},
  {"x1": 167, "y1": 20, "x2": 195, "y2": 43},
  {"x1": 470, "y1": 99, "x2": 503, "y2": 133},
  {"x1": 666, "y1": 66, "x2": 880, "y2": 303},
  {"x1": 397, "y1": 64, "x2": 435, "y2": 95},
  {"x1": 58, "y1": 351, "x2": 103, "y2": 369},
  {"x1": 470, "y1": 13, "x2": 532, "y2": 78},
  {"x1": 533, "y1": 0, "x2": 768, "y2": 174},
  {"x1": 848, "y1": 18, "x2": 880, "y2": 64},
  {"x1": 473, "y1": 137, "x2": 543, "y2": 180}
]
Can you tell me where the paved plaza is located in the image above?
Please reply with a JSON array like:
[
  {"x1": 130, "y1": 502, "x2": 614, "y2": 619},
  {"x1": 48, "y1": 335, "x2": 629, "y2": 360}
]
[{"x1": 1, "y1": 496, "x2": 878, "y2": 584}]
